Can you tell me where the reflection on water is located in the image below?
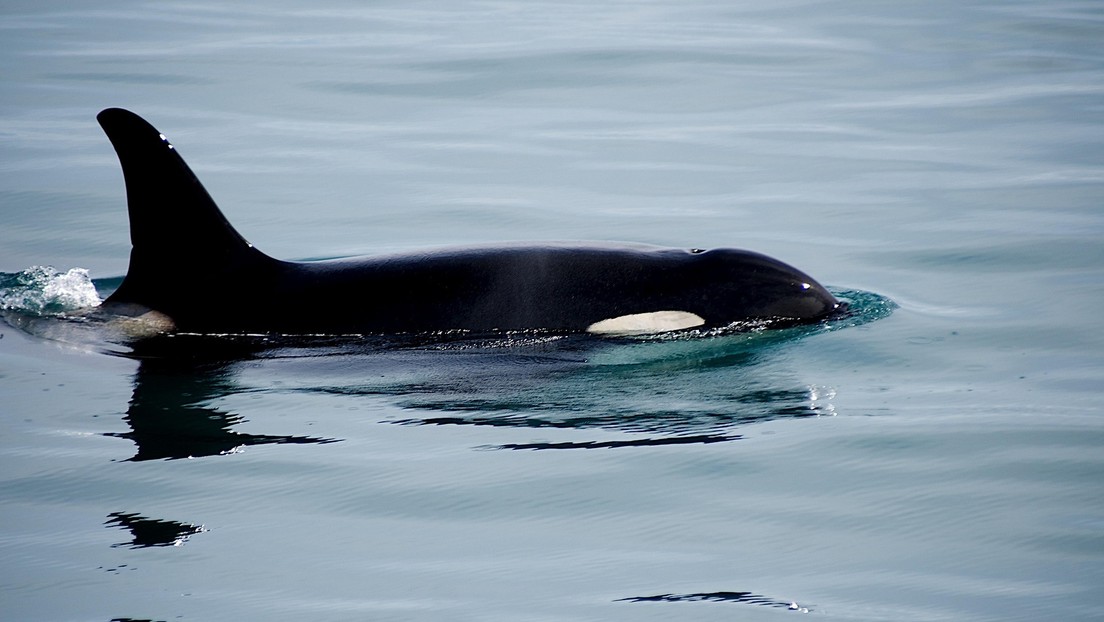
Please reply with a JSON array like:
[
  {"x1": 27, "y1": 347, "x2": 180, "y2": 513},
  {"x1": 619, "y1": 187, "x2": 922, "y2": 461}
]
[
  {"x1": 618, "y1": 591, "x2": 810, "y2": 613},
  {"x1": 494, "y1": 433, "x2": 741, "y2": 450},
  {"x1": 390, "y1": 378, "x2": 831, "y2": 450},
  {"x1": 105, "y1": 511, "x2": 207, "y2": 549},
  {"x1": 271, "y1": 333, "x2": 839, "y2": 450},
  {"x1": 105, "y1": 355, "x2": 340, "y2": 461}
]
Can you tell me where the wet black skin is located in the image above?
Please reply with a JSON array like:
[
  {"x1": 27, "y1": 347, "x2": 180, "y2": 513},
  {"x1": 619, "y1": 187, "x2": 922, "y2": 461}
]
[{"x1": 96, "y1": 108, "x2": 841, "y2": 336}]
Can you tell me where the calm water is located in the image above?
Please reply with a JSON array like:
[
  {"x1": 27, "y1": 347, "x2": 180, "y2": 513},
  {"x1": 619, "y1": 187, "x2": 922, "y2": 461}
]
[{"x1": 2, "y1": 1, "x2": 1103, "y2": 620}]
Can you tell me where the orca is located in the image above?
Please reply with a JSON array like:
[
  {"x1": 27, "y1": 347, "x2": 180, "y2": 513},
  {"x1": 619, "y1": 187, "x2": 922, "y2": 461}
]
[{"x1": 95, "y1": 108, "x2": 842, "y2": 337}]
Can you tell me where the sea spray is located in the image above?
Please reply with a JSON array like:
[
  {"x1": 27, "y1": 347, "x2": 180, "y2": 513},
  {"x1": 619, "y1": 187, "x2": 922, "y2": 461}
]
[{"x1": 0, "y1": 266, "x2": 101, "y2": 315}]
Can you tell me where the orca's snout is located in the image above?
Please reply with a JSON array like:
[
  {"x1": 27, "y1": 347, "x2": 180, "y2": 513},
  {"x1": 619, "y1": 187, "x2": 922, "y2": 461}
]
[{"x1": 828, "y1": 298, "x2": 850, "y2": 318}]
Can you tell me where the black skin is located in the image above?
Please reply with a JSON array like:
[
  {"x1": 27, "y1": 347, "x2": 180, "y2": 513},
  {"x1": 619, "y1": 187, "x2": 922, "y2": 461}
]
[{"x1": 96, "y1": 108, "x2": 841, "y2": 336}]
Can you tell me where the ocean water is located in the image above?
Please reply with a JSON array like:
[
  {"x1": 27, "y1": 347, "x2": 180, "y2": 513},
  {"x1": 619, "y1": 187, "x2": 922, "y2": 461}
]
[{"x1": 2, "y1": 1, "x2": 1103, "y2": 620}]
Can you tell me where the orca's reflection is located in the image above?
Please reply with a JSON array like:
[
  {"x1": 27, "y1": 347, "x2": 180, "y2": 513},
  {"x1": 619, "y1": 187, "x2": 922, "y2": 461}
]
[
  {"x1": 392, "y1": 378, "x2": 831, "y2": 450},
  {"x1": 106, "y1": 345, "x2": 339, "y2": 461},
  {"x1": 105, "y1": 511, "x2": 206, "y2": 548},
  {"x1": 101, "y1": 316, "x2": 856, "y2": 458},
  {"x1": 618, "y1": 591, "x2": 810, "y2": 612},
  {"x1": 282, "y1": 333, "x2": 839, "y2": 450}
]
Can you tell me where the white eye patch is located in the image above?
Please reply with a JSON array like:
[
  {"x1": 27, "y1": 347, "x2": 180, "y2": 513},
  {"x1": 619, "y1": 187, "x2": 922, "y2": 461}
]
[{"x1": 586, "y1": 310, "x2": 705, "y2": 336}]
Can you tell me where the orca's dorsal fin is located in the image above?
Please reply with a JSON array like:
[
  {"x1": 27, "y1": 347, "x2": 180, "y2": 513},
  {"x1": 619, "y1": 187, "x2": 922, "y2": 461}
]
[{"x1": 97, "y1": 108, "x2": 275, "y2": 315}]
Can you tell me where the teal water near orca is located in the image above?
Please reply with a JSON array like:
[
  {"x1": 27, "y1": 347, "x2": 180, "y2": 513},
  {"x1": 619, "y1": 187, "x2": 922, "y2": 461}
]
[{"x1": 2, "y1": 1, "x2": 1103, "y2": 621}]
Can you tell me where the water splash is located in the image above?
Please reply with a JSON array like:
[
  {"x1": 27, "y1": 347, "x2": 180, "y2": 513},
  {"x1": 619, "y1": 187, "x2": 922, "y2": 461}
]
[{"x1": 0, "y1": 266, "x2": 101, "y2": 315}]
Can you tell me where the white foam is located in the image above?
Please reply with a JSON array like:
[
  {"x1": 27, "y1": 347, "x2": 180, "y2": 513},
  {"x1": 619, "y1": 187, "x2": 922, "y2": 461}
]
[{"x1": 0, "y1": 266, "x2": 101, "y2": 314}]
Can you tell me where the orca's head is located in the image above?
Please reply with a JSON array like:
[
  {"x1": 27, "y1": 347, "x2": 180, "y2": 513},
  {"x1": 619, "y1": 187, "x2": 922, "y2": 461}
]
[{"x1": 693, "y1": 248, "x2": 843, "y2": 323}]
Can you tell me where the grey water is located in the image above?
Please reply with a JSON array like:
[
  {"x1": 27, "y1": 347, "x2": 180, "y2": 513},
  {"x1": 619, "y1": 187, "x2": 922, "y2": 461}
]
[{"x1": 2, "y1": 1, "x2": 1103, "y2": 620}]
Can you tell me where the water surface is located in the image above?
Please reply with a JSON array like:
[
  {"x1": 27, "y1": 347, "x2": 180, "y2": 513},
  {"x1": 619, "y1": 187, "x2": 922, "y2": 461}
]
[{"x1": 2, "y1": 1, "x2": 1103, "y2": 620}]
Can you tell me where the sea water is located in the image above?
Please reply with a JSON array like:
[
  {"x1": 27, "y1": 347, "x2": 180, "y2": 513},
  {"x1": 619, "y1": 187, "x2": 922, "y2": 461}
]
[{"x1": 2, "y1": 1, "x2": 1103, "y2": 620}]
